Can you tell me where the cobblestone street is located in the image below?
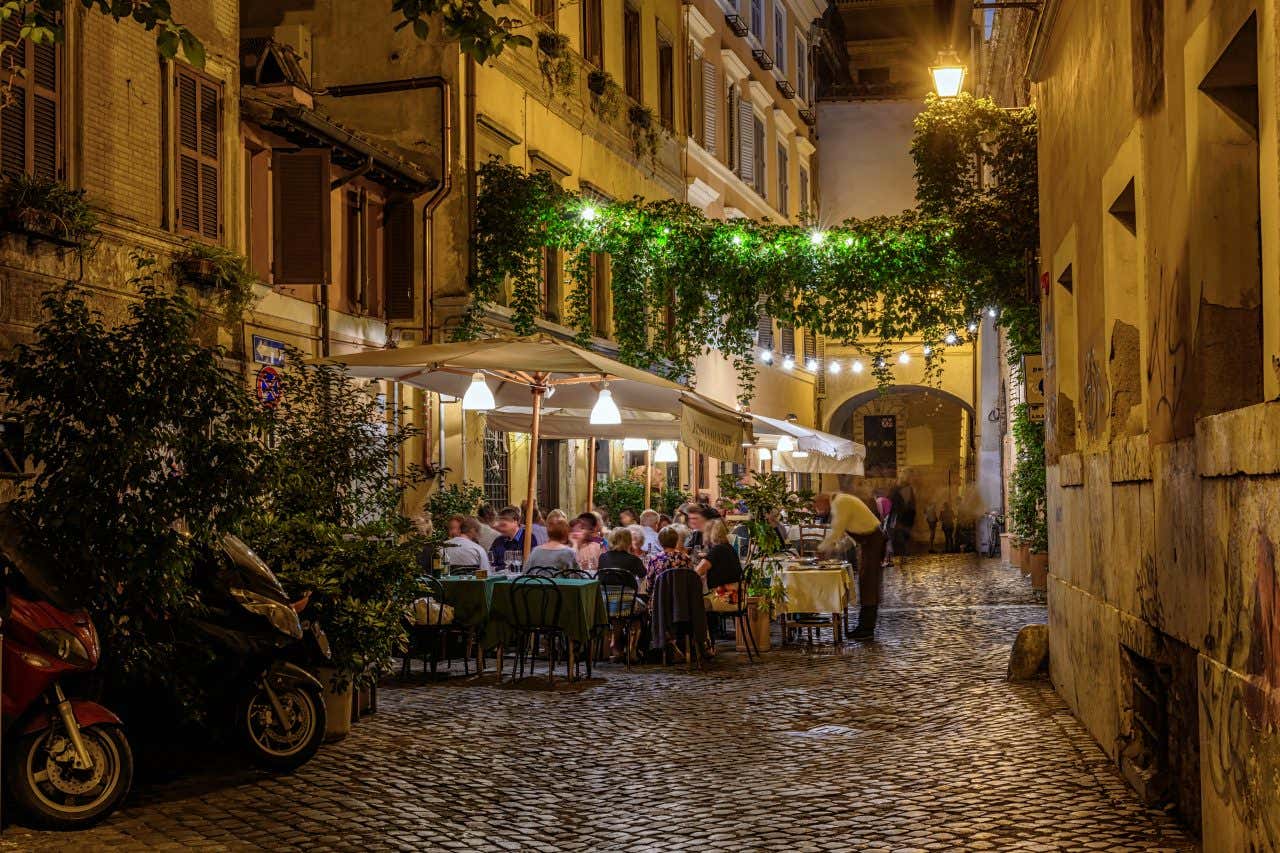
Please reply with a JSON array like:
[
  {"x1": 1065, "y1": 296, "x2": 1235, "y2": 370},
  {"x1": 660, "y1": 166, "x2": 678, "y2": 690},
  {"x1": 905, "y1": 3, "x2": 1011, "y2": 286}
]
[{"x1": 2, "y1": 555, "x2": 1196, "y2": 852}]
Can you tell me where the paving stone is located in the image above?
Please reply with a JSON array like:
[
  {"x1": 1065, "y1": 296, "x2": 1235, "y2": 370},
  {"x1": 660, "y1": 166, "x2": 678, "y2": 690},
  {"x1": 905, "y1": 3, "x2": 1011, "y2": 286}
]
[{"x1": 0, "y1": 555, "x2": 1197, "y2": 852}]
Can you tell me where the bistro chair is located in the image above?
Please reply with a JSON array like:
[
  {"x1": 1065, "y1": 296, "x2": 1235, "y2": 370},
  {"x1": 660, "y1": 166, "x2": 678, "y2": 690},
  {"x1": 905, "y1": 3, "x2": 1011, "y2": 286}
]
[
  {"x1": 707, "y1": 578, "x2": 760, "y2": 663},
  {"x1": 401, "y1": 576, "x2": 475, "y2": 679},
  {"x1": 555, "y1": 567, "x2": 592, "y2": 579},
  {"x1": 507, "y1": 576, "x2": 564, "y2": 685},
  {"x1": 524, "y1": 566, "x2": 558, "y2": 578},
  {"x1": 596, "y1": 568, "x2": 645, "y2": 667},
  {"x1": 650, "y1": 568, "x2": 707, "y2": 672}
]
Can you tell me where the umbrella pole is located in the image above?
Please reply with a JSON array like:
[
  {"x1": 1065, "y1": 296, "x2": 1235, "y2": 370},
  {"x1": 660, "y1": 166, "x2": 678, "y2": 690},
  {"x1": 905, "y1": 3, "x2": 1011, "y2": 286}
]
[
  {"x1": 524, "y1": 380, "x2": 546, "y2": 562},
  {"x1": 586, "y1": 437, "x2": 596, "y2": 514},
  {"x1": 644, "y1": 443, "x2": 652, "y2": 510}
]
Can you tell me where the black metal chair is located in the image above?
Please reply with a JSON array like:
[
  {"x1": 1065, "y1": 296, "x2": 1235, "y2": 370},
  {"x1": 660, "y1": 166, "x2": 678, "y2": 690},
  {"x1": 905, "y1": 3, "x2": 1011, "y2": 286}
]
[
  {"x1": 524, "y1": 565, "x2": 558, "y2": 578},
  {"x1": 596, "y1": 568, "x2": 645, "y2": 667},
  {"x1": 555, "y1": 567, "x2": 591, "y2": 579},
  {"x1": 401, "y1": 577, "x2": 475, "y2": 678},
  {"x1": 650, "y1": 567, "x2": 707, "y2": 672},
  {"x1": 707, "y1": 577, "x2": 760, "y2": 662},
  {"x1": 507, "y1": 576, "x2": 565, "y2": 684}
]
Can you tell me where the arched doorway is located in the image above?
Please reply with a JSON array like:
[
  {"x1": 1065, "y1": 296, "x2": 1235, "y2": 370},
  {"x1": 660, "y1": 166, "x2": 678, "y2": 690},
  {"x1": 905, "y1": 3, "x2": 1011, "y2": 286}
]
[{"x1": 826, "y1": 386, "x2": 977, "y2": 548}]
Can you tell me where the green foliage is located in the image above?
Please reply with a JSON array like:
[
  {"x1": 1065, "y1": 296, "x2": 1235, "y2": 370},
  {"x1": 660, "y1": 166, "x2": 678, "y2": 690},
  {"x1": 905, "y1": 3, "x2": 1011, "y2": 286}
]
[
  {"x1": 717, "y1": 471, "x2": 806, "y2": 558},
  {"x1": 393, "y1": 0, "x2": 532, "y2": 63},
  {"x1": 592, "y1": 474, "x2": 645, "y2": 522},
  {"x1": 2, "y1": 0, "x2": 203, "y2": 66},
  {"x1": 627, "y1": 104, "x2": 662, "y2": 163},
  {"x1": 536, "y1": 31, "x2": 576, "y2": 96},
  {"x1": 587, "y1": 69, "x2": 622, "y2": 122},
  {"x1": 0, "y1": 259, "x2": 265, "y2": 710},
  {"x1": 425, "y1": 481, "x2": 484, "y2": 545},
  {"x1": 172, "y1": 240, "x2": 259, "y2": 326},
  {"x1": 0, "y1": 173, "x2": 99, "y2": 246},
  {"x1": 1008, "y1": 403, "x2": 1047, "y2": 552},
  {"x1": 656, "y1": 485, "x2": 689, "y2": 517}
]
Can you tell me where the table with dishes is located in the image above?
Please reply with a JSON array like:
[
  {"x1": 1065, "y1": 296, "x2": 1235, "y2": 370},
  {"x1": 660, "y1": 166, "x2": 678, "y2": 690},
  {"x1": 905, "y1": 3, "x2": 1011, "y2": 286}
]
[{"x1": 778, "y1": 557, "x2": 855, "y2": 644}]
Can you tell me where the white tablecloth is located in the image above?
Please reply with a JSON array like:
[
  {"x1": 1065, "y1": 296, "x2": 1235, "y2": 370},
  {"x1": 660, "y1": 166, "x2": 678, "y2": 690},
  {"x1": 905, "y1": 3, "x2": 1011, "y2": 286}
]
[{"x1": 781, "y1": 567, "x2": 851, "y2": 613}]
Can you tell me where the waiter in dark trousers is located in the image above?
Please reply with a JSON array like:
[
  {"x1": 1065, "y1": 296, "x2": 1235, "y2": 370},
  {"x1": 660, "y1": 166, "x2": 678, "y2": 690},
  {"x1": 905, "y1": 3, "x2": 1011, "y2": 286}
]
[{"x1": 819, "y1": 493, "x2": 887, "y2": 640}]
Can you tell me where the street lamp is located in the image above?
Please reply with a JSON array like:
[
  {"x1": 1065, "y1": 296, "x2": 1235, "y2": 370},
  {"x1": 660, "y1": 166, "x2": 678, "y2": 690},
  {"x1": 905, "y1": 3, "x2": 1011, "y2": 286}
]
[{"x1": 930, "y1": 47, "x2": 966, "y2": 98}]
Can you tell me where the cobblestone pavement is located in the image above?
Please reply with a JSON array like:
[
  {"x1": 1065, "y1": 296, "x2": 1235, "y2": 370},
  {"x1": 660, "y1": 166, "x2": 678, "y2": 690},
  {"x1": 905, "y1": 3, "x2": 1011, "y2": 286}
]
[{"x1": 3, "y1": 555, "x2": 1197, "y2": 852}]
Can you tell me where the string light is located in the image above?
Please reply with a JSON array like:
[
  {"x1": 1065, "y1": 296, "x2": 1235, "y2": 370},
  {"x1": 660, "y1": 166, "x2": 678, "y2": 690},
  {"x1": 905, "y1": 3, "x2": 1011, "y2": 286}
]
[
  {"x1": 967, "y1": 322, "x2": 978, "y2": 333},
  {"x1": 580, "y1": 205, "x2": 597, "y2": 222},
  {"x1": 851, "y1": 360, "x2": 864, "y2": 374},
  {"x1": 923, "y1": 345, "x2": 932, "y2": 356},
  {"x1": 805, "y1": 357, "x2": 818, "y2": 371},
  {"x1": 760, "y1": 349, "x2": 773, "y2": 364},
  {"x1": 828, "y1": 360, "x2": 842, "y2": 374},
  {"x1": 809, "y1": 230, "x2": 825, "y2": 246},
  {"x1": 843, "y1": 236, "x2": 854, "y2": 247},
  {"x1": 731, "y1": 234, "x2": 743, "y2": 246},
  {"x1": 945, "y1": 332, "x2": 958, "y2": 345},
  {"x1": 987, "y1": 307, "x2": 998, "y2": 317},
  {"x1": 898, "y1": 351, "x2": 911, "y2": 365},
  {"x1": 782, "y1": 356, "x2": 795, "y2": 370}
]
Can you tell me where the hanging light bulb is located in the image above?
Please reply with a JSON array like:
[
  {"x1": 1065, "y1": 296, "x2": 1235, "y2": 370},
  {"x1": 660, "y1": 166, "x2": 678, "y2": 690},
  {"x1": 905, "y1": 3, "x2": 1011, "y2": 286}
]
[
  {"x1": 589, "y1": 386, "x2": 621, "y2": 425},
  {"x1": 622, "y1": 437, "x2": 648, "y2": 452},
  {"x1": 852, "y1": 360, "x2": 865, "y2": 374},
  {"x1": 580, "y1": 205, "x2": 598, "y2": 222},
  {"x1": 828, "y1": 360, "x2": 842, "y2": 374},
  {"x1": 809, "y1": 230, "x2": 825, "y2": 246},
  {"x1": 758, "y1": 447, "x2": 773, "y2": 461},
  {"x1": 760, "y1": 349, "x2": 773, "y2": 364},
  {"x1": 967, "y1": 322, "x2": 978, "y2": 333},
  {"x1": 898, "y1": 351, "x2": 910, "y2": 365},
  {"x1": 782, "y1": 356, "x2": 795, "y2": 370},
  {"x1": 654, "y1": 441, "x2": 678, "y2": 463},
  {"x1": 806, "y1": 357, "x2": 818, "y2": 371},
  {"x1": 945, "y1": 332, "x2": 958, "y2": 345},
  {"x1": 461, "y1": 372, "x2": 496, "y2": 411},
  {"x1": 777, "y1": 435, "x2": 796, "y2": 453}
]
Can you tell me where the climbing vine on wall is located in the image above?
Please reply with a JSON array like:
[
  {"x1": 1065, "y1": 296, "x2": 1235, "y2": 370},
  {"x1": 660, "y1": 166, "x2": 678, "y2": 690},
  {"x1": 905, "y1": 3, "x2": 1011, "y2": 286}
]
[{"x1": 457, "y1": 94, "x2": 1040, "y2": 405}]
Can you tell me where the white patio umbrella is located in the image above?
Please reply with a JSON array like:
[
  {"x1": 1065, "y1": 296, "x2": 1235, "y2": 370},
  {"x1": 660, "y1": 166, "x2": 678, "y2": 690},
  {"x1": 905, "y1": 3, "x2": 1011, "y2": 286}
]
[
  {"x1": 751, "y1": 414, "x2": 866, "y2": 475},
  {"x1": 315, "y1": 334, "x2": 748, "y2": 559}
]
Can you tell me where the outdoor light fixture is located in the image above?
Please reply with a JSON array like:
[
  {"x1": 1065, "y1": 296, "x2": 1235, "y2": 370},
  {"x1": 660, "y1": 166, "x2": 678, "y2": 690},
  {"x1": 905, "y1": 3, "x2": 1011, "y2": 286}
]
[
  {"x1": 967, "y1": 322, "x2": 978, "y2": 333},
  {"x1": 988, "y1": 307, "x2": 998, "y2": 317},
  {"x1": 777, "y1": 435, "x2": 796, "y2": 453},
  {"x1": 898, "y1": 351, "x2": 911, "y2": 365},
  {"x1": 829, "y1": 360, "x2": 842, "y2": 374},
  {"x1": 945, "y1": 332, "x2": 958, "y2": 345},
  {"x1": 782, "y1": 356, "x2": 795, "y2": 370},
  {"x1": 806, "y1": 357, "x2": 818, "y2": 371},
  {"x1": 923, "y1": 345, "x2": 933, "y2": 356},
  {"x1": 731, "y1": 234, "x2": 743, "y2": 246},
  {"x1": 622, "y1": 437, "x2": 648, "y2": 452},
  {"x1": 760, "y1": 349, "x2": 773, "y2": 364},
  {"x1": 589, "y1": 386, "x2": 621, "y2": 425},
  {"x1": 654, "y1": 441, "x2": 678, "y2": 463},
  {"x1": 580, "y1": 205, "x2": 598, "y2": 222},
  {"x1": 758, "y1": 447, "x2": 772, "y2": 461},
  {"x1": 462, "y1": 372, "x2": 496, "y2": 411},
  {"x1": 929, "y1": 47, "x2": 966, "y2": 98},
  {"x1": 852, "y1": 360, "x2": 864, "y2": 374},
  {"x1": 810, "y1": 230, "x2": 825, "y2": 246}
]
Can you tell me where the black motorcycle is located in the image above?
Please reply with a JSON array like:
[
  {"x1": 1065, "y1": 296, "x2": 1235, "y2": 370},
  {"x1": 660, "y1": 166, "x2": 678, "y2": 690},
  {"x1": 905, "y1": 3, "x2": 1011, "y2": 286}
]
[{"x1": 188, "y1": 535, "x2": 329, "y2": 771}]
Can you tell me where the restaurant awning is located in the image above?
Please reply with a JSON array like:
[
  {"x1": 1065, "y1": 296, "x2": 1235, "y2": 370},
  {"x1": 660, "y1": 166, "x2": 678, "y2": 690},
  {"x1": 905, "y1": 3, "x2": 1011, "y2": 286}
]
[{"x1": 751, "y1": 414, "x2": 866, "y2": 475}]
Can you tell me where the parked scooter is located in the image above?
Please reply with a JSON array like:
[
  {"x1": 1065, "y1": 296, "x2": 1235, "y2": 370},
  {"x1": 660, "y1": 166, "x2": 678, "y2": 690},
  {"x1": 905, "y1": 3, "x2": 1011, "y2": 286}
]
[
  {"x1": 187, "y1": 534, "x2": 329, "y2": 770},
  {"x1": 0, "y1": 509, "x2": 133, "y2": 829}
]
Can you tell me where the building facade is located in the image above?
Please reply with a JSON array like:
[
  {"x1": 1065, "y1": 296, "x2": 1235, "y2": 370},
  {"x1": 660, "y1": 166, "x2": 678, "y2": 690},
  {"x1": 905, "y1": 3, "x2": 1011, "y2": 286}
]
[{"x1": 1029, "y1": 0, "x2": 1280, "y2": 847}]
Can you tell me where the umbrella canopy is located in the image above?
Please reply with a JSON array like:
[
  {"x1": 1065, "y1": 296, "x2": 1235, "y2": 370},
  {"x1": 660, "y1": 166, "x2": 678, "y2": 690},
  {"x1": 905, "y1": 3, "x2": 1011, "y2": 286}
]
[
  {"x1": 314, "y1": 335, "x2": 748, "y2": 556},
  {"x1": 751, "y1": 413, "x2": 865, "y2": 474},
  {"x1": 772, "y1": 448, "x2": 865, "y2": 476}
]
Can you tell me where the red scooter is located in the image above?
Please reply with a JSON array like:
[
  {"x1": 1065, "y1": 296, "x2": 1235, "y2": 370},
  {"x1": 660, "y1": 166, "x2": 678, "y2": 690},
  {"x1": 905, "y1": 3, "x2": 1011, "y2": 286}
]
[{"x1": 0, "y1": 511, "x2": 132, "y2": 828}]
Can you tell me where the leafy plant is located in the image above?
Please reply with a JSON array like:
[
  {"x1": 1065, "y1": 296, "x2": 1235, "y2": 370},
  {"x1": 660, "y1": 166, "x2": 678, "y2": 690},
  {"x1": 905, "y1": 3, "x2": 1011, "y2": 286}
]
[
  {"x1": 1, "y1": 0, "x2": 203, "y2": 66},
  {"x1": 592, "y1": 474, "x2": 646, "y2": 522},
  {"x1": 425, "y1": 480, "x2": 484, "y2": 545},
  {"x1": 393, "y1": 0, "x2": 533, "y2": 63},
  {"x1": 0, "y1": 173, "x2": 98, "y2": 246},
  {"x1": 656, "y1": 485, "x2": 689, "y2": 517},
  {"x1": 718, "y1": 471, "x2": 806, "y2": 558},
  {"x1": 627, "y1": 104, "x2": 662, "y2": 163},
  {"x1": 587, "y1": 69, "x2": 621, "y2": 122},
  {"x1": 536, "y1": 31, "x2": 576, "y2": 96},
  {"x1": 1008, "y1": 403, "x2": 1047, "y2": 552},
  {"x1": 172, "y1": 240, "x2": 259, "y2": 325},
  {"x1": 0, "y1": 258, "x2": 265, "y2": 717}
]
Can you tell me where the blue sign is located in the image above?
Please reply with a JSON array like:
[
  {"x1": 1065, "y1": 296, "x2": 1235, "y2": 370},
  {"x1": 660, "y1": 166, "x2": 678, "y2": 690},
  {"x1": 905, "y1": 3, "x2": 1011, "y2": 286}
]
[
  {"x1": 256, "y1": 366, "x2": 283, "y2": 408},
  {"x1": 252, "y1": 335, "x2": 286, "y2": 367}
]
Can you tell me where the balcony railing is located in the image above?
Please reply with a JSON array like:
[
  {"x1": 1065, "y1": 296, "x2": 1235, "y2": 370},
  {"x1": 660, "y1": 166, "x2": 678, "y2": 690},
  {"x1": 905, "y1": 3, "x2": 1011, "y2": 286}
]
[
  {"x1": 777, "y1": 79, "x2": 795, "y2": 99},
  {"x1": 724, "y1": 14, "x2": 749, "y2": 37},
  {"x1": 752, "y1": 49, "x2": 774, "y2": 71}
]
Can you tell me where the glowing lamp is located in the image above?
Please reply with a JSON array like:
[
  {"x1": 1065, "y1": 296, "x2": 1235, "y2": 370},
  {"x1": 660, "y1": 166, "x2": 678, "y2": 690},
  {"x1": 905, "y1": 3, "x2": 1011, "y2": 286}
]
[{"x1": 461, "y1": 372, "x2": 496, "y2": 411}]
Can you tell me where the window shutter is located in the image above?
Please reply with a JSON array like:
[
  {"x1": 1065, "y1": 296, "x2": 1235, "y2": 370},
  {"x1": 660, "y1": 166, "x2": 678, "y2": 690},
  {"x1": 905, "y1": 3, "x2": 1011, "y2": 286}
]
[
  {"x1": 756, "y1": 304, "x2": 773, "y2": 350},
  {"x1": 272, "y1": 148, "x2": 331, "y2": 284},
  {"x1": 803, "y1": 328, "x2": 817, "y2": 362},
  {"x1": 738, "y1": 99, "x2": 755, "y2": 184},
  {"x1": 31, "y1": 40, "x2": 57, "y2": 179},
  {"x1": 0, "y1": 17, "x2": 26, "y2": 177},
  {"x1": 702, "y1": 62, "x2": 718, "y2": 155},
  {"x1": 175, "y1": 65, "x2": 221, "y2": 239},
  {"x1": 385, "y1": 202, "x2": 416, "y2": 320},
  {"x1": 1, "y1": 18, "x2": 60, "y2": 180},
  {"x1": 780, "y1": 325, "x2": 795, "y2": 357}
]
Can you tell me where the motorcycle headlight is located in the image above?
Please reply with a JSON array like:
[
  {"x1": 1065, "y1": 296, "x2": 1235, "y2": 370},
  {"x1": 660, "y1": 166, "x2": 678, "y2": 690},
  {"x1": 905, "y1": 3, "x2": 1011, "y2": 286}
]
[
  {"x1": 37, "y1": 628, "x2": 92, "y2": 667},
  {"x1": 230, "y1": 589, "x2": 304, "y2": 640}
]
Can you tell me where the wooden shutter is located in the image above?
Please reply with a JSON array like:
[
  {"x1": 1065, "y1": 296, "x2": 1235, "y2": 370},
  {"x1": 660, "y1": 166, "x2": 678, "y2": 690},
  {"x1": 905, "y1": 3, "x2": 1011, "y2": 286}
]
[
  {"x1": 756, "y1": 304, "x2": 773, "y2": 350},
  {"x1": 702, "y1": 62, "x2": 718, "y2": 155},
  {"x1": 780, "y1": 325, "x2": 795, "y2": 357},
  {"x1": 802, "y1": 327, "x2": 817, "y2": 363},
  {"x1": 385, "y1": 202, "x2": 415, "y2": 320},
  {"x1": 272, "y1": 148, "x2": 330, "y2": 284},
  {"x1": 1, "y1": 17, "x2": 60, "y2": 180},
  {"x1": 777, "y1": 144, "x2": 788, "y2": 215},
  {"x1": 175, "y1": 65, "x2": 221, "y2": 239},
  {"x1": 365, "y1": 197, "x2": 384, "y2": 317},
  {"x1": 738, "y1": 99, "x2": 755, "y2": 184},
  {"x1": 583, "y1": 0, "x2": 603, "y2": 67},
  {"x1": 658, "y1": 38, "x2": 674, "y2": 128},
  {"x1": 623, "y1": 5, "x2": 641, "y2": 101}
]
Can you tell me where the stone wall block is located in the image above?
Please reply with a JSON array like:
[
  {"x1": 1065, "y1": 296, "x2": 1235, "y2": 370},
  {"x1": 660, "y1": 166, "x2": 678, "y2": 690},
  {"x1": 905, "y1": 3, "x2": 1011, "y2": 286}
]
[
  {"x1": 1196, "y1": 401, "x2": 1280, "y2": 477},
  {"x1": 1060, "y1": 451, "x2": 1084, "y2": 486},
  {"x1": 1110, "y1": 432, "x2": 1152, "y2": 482},
  {"x1": 1085, "y1": 451, "x2": 1113, "y2": 602},
  {"x1": 1110, "y1": 481, "x2": 1144, "y2": 615},
  {"x1": 1151, "y1": 438, "x2": 1206, "y2": 648},
  {"x1": 1048, "y1": 577, "x2": 1124, "y2": 760}
]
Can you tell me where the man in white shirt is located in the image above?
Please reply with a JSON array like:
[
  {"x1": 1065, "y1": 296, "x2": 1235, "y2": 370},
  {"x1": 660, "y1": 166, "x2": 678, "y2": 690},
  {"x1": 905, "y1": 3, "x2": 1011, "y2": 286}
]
[
  {"x1": 443, "y1": 516, "x2": 491, "y2": 572},
  {"x1": 638, "y1": 509, "x2": 662, "y2": 556},
  {"x1": 819, "y1": 493, "x2": 887, "y2": 641}
]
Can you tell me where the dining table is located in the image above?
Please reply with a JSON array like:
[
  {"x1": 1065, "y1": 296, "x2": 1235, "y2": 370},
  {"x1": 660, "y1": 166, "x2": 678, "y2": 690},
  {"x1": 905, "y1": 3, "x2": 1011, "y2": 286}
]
[{"x1": 779, "y1": 562, "x2": 853, "y2": 644}]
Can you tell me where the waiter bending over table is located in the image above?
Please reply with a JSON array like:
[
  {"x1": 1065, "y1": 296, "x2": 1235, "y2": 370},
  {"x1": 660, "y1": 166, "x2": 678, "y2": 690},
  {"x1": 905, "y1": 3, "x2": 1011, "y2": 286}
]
[{"x1": 818, "y1": 493, "x2": 888, "y2": 640}]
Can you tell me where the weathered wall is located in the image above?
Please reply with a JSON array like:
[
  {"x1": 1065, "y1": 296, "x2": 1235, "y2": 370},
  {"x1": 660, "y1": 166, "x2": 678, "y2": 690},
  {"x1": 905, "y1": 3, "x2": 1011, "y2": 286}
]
[
  {"x1": 1034, "y1": 0, "x2": 1280, "y2": 846},
  {"x1": 815, "y1": 98, "x2": 921, "y2": 221}
]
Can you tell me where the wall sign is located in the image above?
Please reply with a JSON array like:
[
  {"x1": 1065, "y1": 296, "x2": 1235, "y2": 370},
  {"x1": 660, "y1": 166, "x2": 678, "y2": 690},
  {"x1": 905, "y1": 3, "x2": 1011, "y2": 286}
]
[
  {"x1": 252, "y1": 335, "x2": 287, "y2": 367},
  {"x1": 1023, "y1": 353, "x2": 1046, "y2": 422},
  {"x1": 863, "y1": 415, "x2": 897, "y2": 479},
  {"x1": 256, "y1": 366, "x2": 284, "y2": 408}
]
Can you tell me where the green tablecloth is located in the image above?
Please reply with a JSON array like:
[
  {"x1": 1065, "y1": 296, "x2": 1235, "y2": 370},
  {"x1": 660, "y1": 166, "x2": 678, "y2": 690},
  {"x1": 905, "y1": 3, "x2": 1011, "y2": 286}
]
[{"x1": 438, "y1": 576, "x2": 607, "y2": 648}]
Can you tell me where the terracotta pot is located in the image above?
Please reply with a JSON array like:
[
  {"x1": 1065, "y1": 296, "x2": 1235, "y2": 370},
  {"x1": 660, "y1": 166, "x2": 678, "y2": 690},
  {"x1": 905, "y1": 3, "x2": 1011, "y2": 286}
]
[
  {"x1": 1029, "y1": 552, "x2": 1049, "y2": 591},
  {"x1": 317, "y1": 667, "x2": 352, "y2": 742},
  {"x1": 1000, "y1": 533, "x2": 1015, "y2": 566},
  {"x1": 1009, "y1": 540, "x2": 1024, "y2": 569},
  {"x1": 1018, "y1": 544, "x2": 1032, "y2": 575},
  {"x1": 736, "y1": 597, "x2": 772, "y2": 653}
]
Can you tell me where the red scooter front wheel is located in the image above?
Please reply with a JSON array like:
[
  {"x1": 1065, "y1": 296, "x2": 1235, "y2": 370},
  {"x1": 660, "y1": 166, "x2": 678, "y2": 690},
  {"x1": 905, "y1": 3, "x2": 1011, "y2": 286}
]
[{"x1": 7, "y1": 723, "x2": 134, "y2": 828}]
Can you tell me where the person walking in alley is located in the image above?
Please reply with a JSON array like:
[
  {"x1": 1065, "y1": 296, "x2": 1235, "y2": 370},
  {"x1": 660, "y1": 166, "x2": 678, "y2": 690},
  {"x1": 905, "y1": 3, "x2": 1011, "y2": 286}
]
[
  {"x1": 940, "y1": 502, "x2": 956, "y2": 552},
  {"x1": 820, "y1": 493, "x2": 888, "y2": 640},
  {"x1": 925, "y1": 502, "x2": 939, "y2": 552}
]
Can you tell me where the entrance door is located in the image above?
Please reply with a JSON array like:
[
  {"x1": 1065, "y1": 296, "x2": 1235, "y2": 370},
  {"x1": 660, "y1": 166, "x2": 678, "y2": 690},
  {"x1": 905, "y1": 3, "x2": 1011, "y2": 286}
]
[{"x1": 537, "y1": 439, "x2": 562, "y2": 514}]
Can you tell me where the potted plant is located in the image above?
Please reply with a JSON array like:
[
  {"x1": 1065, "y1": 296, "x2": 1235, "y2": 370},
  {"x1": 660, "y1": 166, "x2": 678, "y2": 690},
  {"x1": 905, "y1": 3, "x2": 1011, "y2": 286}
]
[
  {"x1": 536, "y1": 31, "x2": 575, "y2": 96},
  {"x1": 1008, "y1": 403, "x2": 1046, "y2": 583},
  {"x1": 172, "y1": 241, "x2": 259, "y2": 325},
  {"x1": 587, "y1": 69, "x2": 621, "y2": 121},
  {"x1": 0, "y1": 173, "x2": 99, "y2": 248},
  {"x1": 627, "y1": 104, "x2": 662, "y2": 163}
]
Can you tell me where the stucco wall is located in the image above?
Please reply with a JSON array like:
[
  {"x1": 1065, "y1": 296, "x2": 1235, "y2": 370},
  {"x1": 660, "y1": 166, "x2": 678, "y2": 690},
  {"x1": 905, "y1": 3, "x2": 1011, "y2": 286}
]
[{"x1": 815, "y1": 99, "x2": 922, "y2": 221}]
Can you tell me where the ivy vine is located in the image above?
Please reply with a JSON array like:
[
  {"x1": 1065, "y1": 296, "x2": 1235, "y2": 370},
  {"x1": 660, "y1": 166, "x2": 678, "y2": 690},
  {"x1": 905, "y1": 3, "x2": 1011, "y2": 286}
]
[{"x1": 536, "y1": 31, "x2": 576, "y2": 97}]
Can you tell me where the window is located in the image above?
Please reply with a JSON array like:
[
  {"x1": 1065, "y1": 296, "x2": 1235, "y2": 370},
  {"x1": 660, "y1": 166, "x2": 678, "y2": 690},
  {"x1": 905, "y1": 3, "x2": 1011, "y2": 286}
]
[
  {"x1": 750, "y1": 0, "x2": 764, "y2": 40},
  {"x1": 687, "y1": 47, "x2": 705, "y2": 145},
  {"x1": 727, "y1": 82, "x2": 739, "y2": 172},
  {"x1": 780, "y1": 324, "x2": 795, "y2": 358},
  {"x1": 542, "y1": 245, "x2": 561, "y2": 322},
  {"x1": 752, "y1": 113, "x2": 766, "y2": 196},
  {"x1": 341, "y1": 191, "x2": 386, "y2": 316},
  {"x1": 658, "y1": 35, "x2": 674, "y2": 129},
  {"x1": 534, "y1": 0, "x2": 556, "y2": 26},
  {"x1": 623, "y1": 4, "x2": 642, "y2": 101},
  {"x1": 174, "y1": 64, "x2": 222, "y2": 240},
  {"x1": 0, "y1": 17, "x2": 59, "y2": 179},
  {"x1": 796, "y1": 34, "x2": 808, "y2": 101},
  {"x1": 582, "y1": 0, "x2": 603, "y2": 67},
  {"x1": 590, "y1": 252, "x2": 610, "y2": 337},
  {"x1": 774, "y1": 5, "x2": 786, "y2": 73},
  {"x1": 799, "y1": 165, "x2": 810, "y2": 216},
  {"x1": 776, "y1": 142, "x2": 789, "y2": 215},
  {"x1": 483, "y1": 428, "x2": 510, "y2": 508}
]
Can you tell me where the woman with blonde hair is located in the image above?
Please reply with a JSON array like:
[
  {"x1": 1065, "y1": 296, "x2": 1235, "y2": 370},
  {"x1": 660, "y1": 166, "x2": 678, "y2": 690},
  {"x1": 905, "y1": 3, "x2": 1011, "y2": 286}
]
[{"x1": 694, "y1": 519, "x2": 743, "y2": 614}]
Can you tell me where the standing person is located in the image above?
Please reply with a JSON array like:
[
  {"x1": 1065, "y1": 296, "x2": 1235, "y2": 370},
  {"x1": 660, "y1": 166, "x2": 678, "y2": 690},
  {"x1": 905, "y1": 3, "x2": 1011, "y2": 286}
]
[
  {"x1": 811, "y1": 493, "x2": 832, "y2": 524},
  {"x1": 683, "y1": 504, "x2": 719, "y2": 555},
  {"x1": 476, "y1": 503, "x2": 501, "y2": 552},
  {"x1": 940, "y1": 501, "x2": 956, "y2": 552},
  {"x1": 638, "y1": 509, "x2": 663, "y2": 555},
  {"x1": 442, "y1": 516, "x2": 491, "y2": 572},
  {"x1": 525, "y1": 518, "x2": 578, "y2": 573},
  {"x1": 819, "y1": 493, "x2": 889, "y2": 640},
  {"x1": 618, "y1": 508, "x2": 639, "y2": 527},
  {"x1": 925, "y1": 503, "x2": 939, "y2": 552},
  {"x1": 490, "y1": 506, "x2": 545, "y2": 571},
  {"x1": 889, "y1": 484, "x2": 915, "y2": 566}
]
